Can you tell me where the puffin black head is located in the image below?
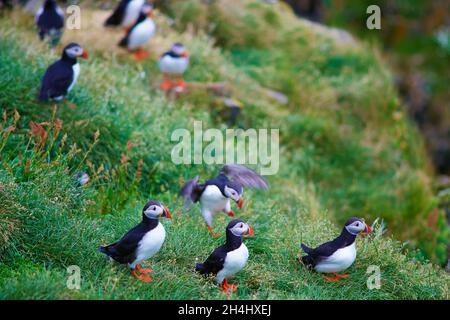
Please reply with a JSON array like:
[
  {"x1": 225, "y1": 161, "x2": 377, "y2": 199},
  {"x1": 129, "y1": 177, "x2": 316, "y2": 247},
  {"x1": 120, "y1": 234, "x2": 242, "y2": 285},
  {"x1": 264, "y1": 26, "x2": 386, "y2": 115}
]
[
  {"x1": 223, "y1": 180, "x2": 244, "y2": 209},
  {"x1": 44, "y1": 0, "x2": 56, "y2": 10},
  {"x1": 171, "y1": 43, "x2": 189, "y2": 58},
  {"x1": 63, "y1": 43, "x2": 89, "y2": 60},
  {"x1": 344, "y1": 217, "x2": 371, "y2": 236},
  {"x1": 227, "y1": 219, "x2": 254, "y2": 238},
  {"x1": 142, "y1": 200, "x2": 172, "y2": 220},
  {"x1": 44, "y1": 0, "x2": 57, "y2": 10}
]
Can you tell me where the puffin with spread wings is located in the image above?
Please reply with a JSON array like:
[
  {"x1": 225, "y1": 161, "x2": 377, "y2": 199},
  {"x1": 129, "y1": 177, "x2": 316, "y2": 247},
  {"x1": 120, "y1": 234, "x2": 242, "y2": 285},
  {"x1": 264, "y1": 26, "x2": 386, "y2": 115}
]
[{"x1": 179, "y1": 164, "x2": 268, "y2": 238}]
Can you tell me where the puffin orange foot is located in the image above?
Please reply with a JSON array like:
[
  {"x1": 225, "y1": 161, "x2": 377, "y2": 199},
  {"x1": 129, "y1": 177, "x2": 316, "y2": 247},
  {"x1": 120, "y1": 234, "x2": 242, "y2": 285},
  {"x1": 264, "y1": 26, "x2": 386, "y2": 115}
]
[
  {"x1": 221, "y1": 279, "x2": 238, "y2": 293},
  {"x1": 133, "y1": 49, "x2": 150, "y2": 61},
  {"x1": 131, "y1": 269, "x2": 153, "y2": 283},
  {"x1": 323, "y1": 274, "x2": 340, "y2": 282},
  {"x1": 136, "y1": 264, "x2": 153, "y2": 275},
  {"x1": 160, "y1": 79, "x2": 173, "y2": 91},
  {"x1": 207, "y1": 225, "x2": 219, "y2": 239},
  {"x1": 333, "y1": 273, "x2": 350, "y2": 279},
  {"x1": 174, "y1": 80, "x2": 187, "y2": 92},
  {"x1": 227, "y1": 210, "x2": 235, "y2": 217}
]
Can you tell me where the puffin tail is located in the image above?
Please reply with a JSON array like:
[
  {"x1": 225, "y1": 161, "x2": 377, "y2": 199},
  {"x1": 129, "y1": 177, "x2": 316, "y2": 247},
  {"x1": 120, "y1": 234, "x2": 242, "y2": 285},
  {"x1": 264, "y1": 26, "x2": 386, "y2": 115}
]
[
  {"x1": 300, "y1": 255, "x2": 315, "y2": 269},
  {"x1": 99, "y1": 246, "x2": 110, "y2": 256},
  {"x1": 299, "y1": 244, "x2": 315, "y2": 269},
  {"x1": 38, "y1": 90, "x2": 48, "y2": 102},
  {"x1": 195, "y1": 263, "x2": 206, "y2": 274},
  {"x1": 118, "y1": 36, "x2": 128, "y2": 48},
  {"x1": 300, "y1": 243, "x2": 314, "y2": 255},
  {"x1": 104, "y1": 12, "x2": 121, "y2": 27}
]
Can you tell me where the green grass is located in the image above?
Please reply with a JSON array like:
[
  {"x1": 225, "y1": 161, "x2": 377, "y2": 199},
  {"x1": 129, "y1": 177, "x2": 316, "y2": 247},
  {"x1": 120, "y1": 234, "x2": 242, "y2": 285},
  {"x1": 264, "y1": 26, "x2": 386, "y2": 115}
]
[{"x1": 0, "y1": 4, "x2": 449, "y2": 299}]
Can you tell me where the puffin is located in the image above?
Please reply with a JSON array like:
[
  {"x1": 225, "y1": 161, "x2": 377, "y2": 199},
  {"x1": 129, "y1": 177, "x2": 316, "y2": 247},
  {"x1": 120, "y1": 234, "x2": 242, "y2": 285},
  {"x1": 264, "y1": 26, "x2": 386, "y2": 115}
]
[
  {"x1": 299, "y1": 217, "x2": 372, "y2": 282},
  {"x1": 38, "y1": 42, "x2": 88, "y2": 103},
  {"x1": 99, "y1": 200, "x2": 172, "y2": 282},
  {"x1": 159, "y1": 43, "x2": 189, "y2": 92},
  {"x1": 196, "y1": 219, "x2": 254, "y2": 293},
  {"x1": 118, "y1": 3, "x2": 156, "y2": 61},
  {"x1": 35, "y1": 0, "x2": 64, "y2": 46},
  {"x1": 180, "y1": 164, "x2": 268, "y2": 238},
  {"x1": 104, "y1": 0, "x2": 145, "y2": 30},
  {"x1": 75, "y1": 171, "x2": 90, "y2": 186}
]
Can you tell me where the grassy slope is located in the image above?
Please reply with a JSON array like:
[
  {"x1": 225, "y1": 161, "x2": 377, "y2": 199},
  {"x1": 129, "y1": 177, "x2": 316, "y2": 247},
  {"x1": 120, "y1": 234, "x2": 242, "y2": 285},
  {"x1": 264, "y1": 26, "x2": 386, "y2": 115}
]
[
  {"x1": 156, "y1": 0, "x2": 449, "y2": 263},
  {"x1": 0, "y1": 4, "x2": 448, "y2": 299}
]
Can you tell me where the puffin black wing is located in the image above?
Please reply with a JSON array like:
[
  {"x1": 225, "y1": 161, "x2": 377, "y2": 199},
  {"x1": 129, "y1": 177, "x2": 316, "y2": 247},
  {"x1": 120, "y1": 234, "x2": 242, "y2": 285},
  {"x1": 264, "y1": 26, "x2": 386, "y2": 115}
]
[
  {"x1": 195, "y1": 246, "x2": 227, "y2": 276},
  {"x1": 301, "y1": 241, "x2": 337, "y2": 258},
  {"x1": 221, "y1": 164, "x2": 269, "y2": 190},
  {"x1": 179, "y1": 176, "x2": 205, "y2": 203},
  {"x1": 105, "y1": 0, "x2": 130, "y2": 26},
  {"x1": 38, "y1": 61, "x2": 73, "y2": 101},
  {"x1": 300, "y1": 239, "x2": 342, "y2": 268},
  {"x1": 99, "y1": 224, "x2": 147, "y2": 264}
]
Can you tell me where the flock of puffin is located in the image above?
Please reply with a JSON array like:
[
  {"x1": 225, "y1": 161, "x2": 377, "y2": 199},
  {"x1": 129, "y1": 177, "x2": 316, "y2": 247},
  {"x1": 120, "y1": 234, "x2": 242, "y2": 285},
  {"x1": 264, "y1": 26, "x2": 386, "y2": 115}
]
[
  {"x1": 30, "y1": 0, "x2": 372, "y2": 293},
  {"x1": 37, "y1": 0, "x2": 189, "y2": 103}
]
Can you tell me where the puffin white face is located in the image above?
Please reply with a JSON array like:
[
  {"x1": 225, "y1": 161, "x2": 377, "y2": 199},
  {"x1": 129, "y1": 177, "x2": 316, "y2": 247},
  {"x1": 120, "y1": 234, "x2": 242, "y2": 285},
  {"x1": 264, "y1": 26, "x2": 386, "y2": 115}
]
[
  {"x1": 65, "y1": 45, "x2": 88, "y2": 59},
  {"x1": 229, "y1": 222, "x2": 254, "y2": 237},
  {"x1": 143, "y1": 203, "x2": 172, "y2": 219},
  {"x1": 345, "y1": 219, "x2": 370, "y2": 235},
  {"x1": 141, "y1": 3, "x2": 154, "y2": 17},
  {"x1": 172, "y1": 44, "x2": 188, "y2": 57},
  {"x1": 224, "y1": 185, "x2": 241, "y2": 202}
]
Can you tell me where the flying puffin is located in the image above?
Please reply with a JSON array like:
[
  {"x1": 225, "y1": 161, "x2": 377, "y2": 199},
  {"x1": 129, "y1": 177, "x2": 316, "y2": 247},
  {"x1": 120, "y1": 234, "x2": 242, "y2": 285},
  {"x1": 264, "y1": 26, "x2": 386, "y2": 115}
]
[
  {"x1": 99, "y1": 200, "x2": 172, "y2": 282},
  {"x1": 159, "y1": 43, "x2": 189, "y2": 92},
  {"x1": 180, "y1": 164, "x2": 268, "y2": 238},
  {"x1": 299, "y1": 217, "x2": 372, "y2": 282},
  {"x1": 38, "y1": 42, "x2": 88, "y2": 103},
  {"x1": 35, "y1": 0, "x2": 64, "y2": 46},
  {"x1": 118, "y1": 3, "x2": 156, "y2": 61},
  {"x1": 104, "y1": 0, "x2": 145, "y2": 30},
  {"x1": 196, "y1": 219, "x2": 254, "y2": 293}
]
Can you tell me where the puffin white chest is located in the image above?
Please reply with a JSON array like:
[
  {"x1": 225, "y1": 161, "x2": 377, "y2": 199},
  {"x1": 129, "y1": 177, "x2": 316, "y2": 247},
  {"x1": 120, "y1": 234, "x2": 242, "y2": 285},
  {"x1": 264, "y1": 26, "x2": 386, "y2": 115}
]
[
  {"x1": 132, "y1": 222, "x2": 166, "y2": 266},
  {"x1": 127, "y1": 18, "x2": 156, "y2": 50},
  {"x1": 122, "y1": 0, "x2": 144, "y2": 27},
  {"x1": 159, "y1": 56, "x2": 189, "y2": 74},
  {"x1": 216, "y1": 243, "x2": 249, "y2": 283},
  {"x1": 68, "y1": 63, "x2": 80, "y2": 93},
  {"x1": 315, "y1": 242, "x2": 357, "y2": 273},
  {"x1": 200, "y1": 185, "x2": 228, "y2": 214}
]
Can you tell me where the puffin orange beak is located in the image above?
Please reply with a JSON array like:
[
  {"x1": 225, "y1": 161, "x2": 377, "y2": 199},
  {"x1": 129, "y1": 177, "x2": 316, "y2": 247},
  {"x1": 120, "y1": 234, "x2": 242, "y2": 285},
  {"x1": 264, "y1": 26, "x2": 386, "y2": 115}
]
[
  {"x1": 361, "y1": 223, "x2": 371, "y2": 236},
  {"x1": 237, "y1": 196, "x2": 243, "y2": 209},
  {"x1": 147, "y1": 10, "x2": 155, "y2": 18},
  {"x1": 244, "y1": 225, "x2": 254, "y2": 237},
  {"x1": 162, "y1": 207, "x2": 172, "y2": 219},
  {"x1": 181, "y1": 51, "x2": 189, "y2": 58},
  {"x1": 81, "y1": 50, "x2": 89, "y2": 59}
]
